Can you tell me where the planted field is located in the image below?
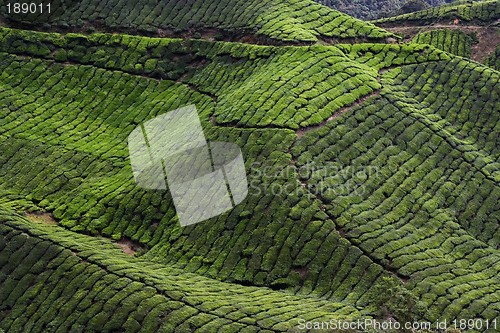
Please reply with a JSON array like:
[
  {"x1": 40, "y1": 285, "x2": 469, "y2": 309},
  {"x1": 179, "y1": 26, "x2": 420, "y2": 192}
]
[
  {"x1": 0, "y1": 0, "x2": 499, "y2": 332},
  {"x1": 485, "y1": 45, "x2": 500, "y2": 70},
  {"x1": 412, "y1": 28, "x2": 475, "y2": 57},
  {"x1": 0, "y1": 0, "x2": 391, "y2": 42},
  {"x1": 0, "y1": 24, "x2": 499, "y2": 331},
  {"x1": 375, "y1": 0, "x2": 500, "y2": 25},
  {"x1": 0, "y1": 207, "x2": 365, "y2": 332}
]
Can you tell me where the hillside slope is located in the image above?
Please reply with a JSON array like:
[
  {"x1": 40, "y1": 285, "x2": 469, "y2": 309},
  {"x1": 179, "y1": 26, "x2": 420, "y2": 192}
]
[
  {"x1": 0, "y1": 0, "x2": 499, "y2": 332},
  {"x1": 0, "y1": 0, "x2": 391, "y2": 42},
  {"x1": 1, "y1": 206, "x2": 367, "y2": 332},
  {"x1": 1, "y1": 26, "x2": 499, "y2": 331},
  {"x1": 373, "y1": 0, "x2": 499, "y2": 69},
  {"x1": 313, "y1": 0, "x2": 459, "y2": 20},
  {"x1": 374, "y1": 0, "x2": 500, "y2": 25},
  {"x1": 485, "y1": 45, "x2": 500, "y2": 69}
]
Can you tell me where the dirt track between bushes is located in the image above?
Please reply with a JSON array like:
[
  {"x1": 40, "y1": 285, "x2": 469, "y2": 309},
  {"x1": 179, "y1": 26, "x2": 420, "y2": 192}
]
[{"x1": 385, "y1": 24, "x2": 499, "y2": 62}]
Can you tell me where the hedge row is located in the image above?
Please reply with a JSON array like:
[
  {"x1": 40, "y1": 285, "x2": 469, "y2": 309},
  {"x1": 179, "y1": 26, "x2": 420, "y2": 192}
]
[
  {"x1": 412, "y1": 28, "x2": 475, "y2": 57},
  {"x1": 0, "y1": 45, "x2": 390, "y2": 311},
  {"x1": 484, "y1": 45, "x2": 500, "y2": 71},
  {"x1": 0, "y1": 0, "x2": 392, "y2": 42},
  {"x1": 375, "y1": 0, "x2": 500, "y2": 25},
  {"x1": 336, "y1": 42, "x2": 451, "y2": 70},
  {"x1": 291, "y1": 58, "x2": 499, "y2": 322},
  {"x1": 0, "y1": 208, "x2": 367, "y2": 333}
]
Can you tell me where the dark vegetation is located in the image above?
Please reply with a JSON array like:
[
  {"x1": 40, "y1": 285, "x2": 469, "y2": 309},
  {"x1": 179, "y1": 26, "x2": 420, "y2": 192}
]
[
  {"x1": 0, "y1": 0, "x2": 390, "y2": 42},
  {"x1": 399, "y1": 0, "x2": 431, "y2": 14},
  {"x1": 375, "y1": 0, "x2": 500, "y2": 25},
  {"x1": 485, "y1": 45, "x2": 500, "y2": 70},
  {"x1": 313, "y1": 0, "x2": 466, "y2": 20}
]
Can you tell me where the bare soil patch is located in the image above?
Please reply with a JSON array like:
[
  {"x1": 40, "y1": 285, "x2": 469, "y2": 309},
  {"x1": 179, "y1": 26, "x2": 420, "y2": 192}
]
[
  {"x1": 385, "y1": 25, "x2": 499, "y2": 62},
  {"x1": 25, "y1": 212, "x2": 58, "y2": 225},
  {"x1": 115, "y1": 239, "x2": 143, "y2": 256}
]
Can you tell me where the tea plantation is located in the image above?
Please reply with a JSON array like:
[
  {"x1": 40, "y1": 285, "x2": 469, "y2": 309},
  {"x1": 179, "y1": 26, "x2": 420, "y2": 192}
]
[
  {"x1": 0, "y1": 0, "x2": 391, "y2": 42},
  {"x1": 485, "y1": 45, "x2": 500, "y2": 70},
  {"x1": 313, "y1": 0, "x2": 462, "y2": 20},
  {"x1": 412, "y1": 28, "x2": 476, "y2": 57},
  {"x1": 375, "y1": 0, "x2": 500, "y2": 25},
  {"x1": 0, "y1": 0, "x2": 498, "y2": 332}
]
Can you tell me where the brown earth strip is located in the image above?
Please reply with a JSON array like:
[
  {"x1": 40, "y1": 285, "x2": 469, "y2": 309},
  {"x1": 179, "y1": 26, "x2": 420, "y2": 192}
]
[
  {"x1": 385, "y1": 24, "x2": 499, "y2": 62},
  {"x1": 25, "y1": 212, "x2": 58, "y2": 225}
]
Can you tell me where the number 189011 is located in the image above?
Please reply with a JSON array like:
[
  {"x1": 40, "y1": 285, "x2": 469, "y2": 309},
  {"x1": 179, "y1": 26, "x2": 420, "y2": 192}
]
[{"x1": 6, "y1": 2, "x2": 51, "y2": 14}]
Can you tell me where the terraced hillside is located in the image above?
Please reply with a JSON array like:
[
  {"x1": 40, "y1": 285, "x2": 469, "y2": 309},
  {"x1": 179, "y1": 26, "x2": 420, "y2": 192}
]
[
  {"x1": 313, "y1": 0, "x2": 404, "y2": 20},
  {"x1": 373, "y1": 0, "x2": 499, "y2": 69},
  {"x1": 375, "y1": 0, "x2": 500, "y2": 25},
  {"x1": 313, "y1": 0, "x2": 459, "y2": 20},
  {"x1": 0, "y1": 0, "x2": 499, "y2": 332},
  {"x1": 412, "y1": 28, "x2": 476, "y2": 57},
  {"x1": 0, "y1": 0, "x2": 391, "y2": 42}
]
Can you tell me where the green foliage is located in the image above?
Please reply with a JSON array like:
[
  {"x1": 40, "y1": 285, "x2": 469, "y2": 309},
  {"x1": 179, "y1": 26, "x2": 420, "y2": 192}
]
[
  {"x1": 0, "y1": 28, "x2": 388, "y2": 129},
  {"x1": 0, "y1": 3, "x2": 498, "y2": 331},
  {"x1": 375, "y1": 0, "x2": 500, "y2": 25},
  {"x1": 412, "y1": 29, "x2": 475, "y2": 57},
  {"x1": 399, "y1": 0, "x2": 431, "y2": 14},
  {"x1": 484, "y1": 45, "x2": 500, "y2": 71},
  {"x1": 0, "y1": 209, "x2": 363, "y2": 332},
  {"x1": 373, "y1": 277, "x2": 428, "y2": 323},
  {"x1": 0, "y1": 0, "x2": 391, "y2": 42}
]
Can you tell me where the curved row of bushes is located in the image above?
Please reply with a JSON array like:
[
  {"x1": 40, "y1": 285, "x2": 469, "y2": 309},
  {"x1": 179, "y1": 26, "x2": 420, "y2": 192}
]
[
  {"x1": 412, "y1": 28, "x2": 476, "y2": 57},
  {"x1": 0, "y1": 26, "x2": 498, "y2": 331},
  {"x1": 375, "y1": 0, "x2": 499, "y2": 25},
  {"x1": 292, "y1": 58, "x2": 499, "y2": 322},
  {"x1": 0, "y1": 0, "x2": 391, "y2": 42}
]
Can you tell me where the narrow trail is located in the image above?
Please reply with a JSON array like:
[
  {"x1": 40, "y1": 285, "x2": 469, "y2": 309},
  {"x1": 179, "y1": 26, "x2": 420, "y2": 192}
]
[
  {"x1": 25, "y1": 212, "x2": 57, "y2": 225},
  {"x1": 295, "y1": 90, "x2": 381, "y2": 139},
  {"x1": 385, "y1": 24, "x2": 495, "y2": 31},
  {"x1": 385, "y1": 24, "x2": 499, "y2": 62}
]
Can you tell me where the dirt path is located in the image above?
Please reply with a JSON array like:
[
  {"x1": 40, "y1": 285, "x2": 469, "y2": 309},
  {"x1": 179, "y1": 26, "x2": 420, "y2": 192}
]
[
  {"x1": 116, "y1": 239, "x2": 143, "y2": 256},
  {"x1": 295, "y1": 90, "x2": 380, "y2": 138},
  {"x1": 25, "y1": 212, "x2": 58, "y2": 225},
  {"x1": 386, "y1": 24, "x2": 499, "y2": 62}
]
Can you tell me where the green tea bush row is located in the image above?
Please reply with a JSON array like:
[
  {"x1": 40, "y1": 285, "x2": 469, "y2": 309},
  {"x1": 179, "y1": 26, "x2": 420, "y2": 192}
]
[
  {"x1": 337, "y1": 43, "x2": 451, "y2": 70},
  {"x1": 0, "y1": 209, "x2": 366, "y2": 332},
  {"x1": 412, "y1": 29, "x2": 475, "y2": 57},
  {"x1": 0, "y1": 0, "x2": 391, "y2": 42},
  {"x1": 291, "y1": 59, "x2": 499, "y2": 321},
  {"x1": 375, "y1": 0, "x2": 500, "y2": 25}
]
